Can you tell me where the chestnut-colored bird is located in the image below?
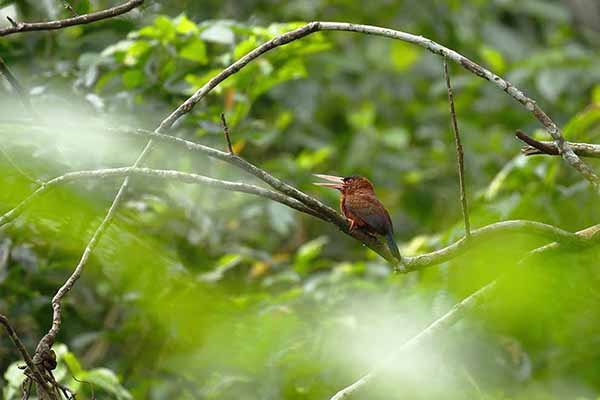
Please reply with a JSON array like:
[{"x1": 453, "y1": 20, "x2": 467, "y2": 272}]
[{"x1": 314, "y1": 174, "x2": 401, "y2": 260}]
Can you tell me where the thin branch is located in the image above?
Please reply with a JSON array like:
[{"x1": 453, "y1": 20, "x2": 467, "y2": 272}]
[
  {"x1": 444, "y1": 58, "x2": 470, "y2": 237},
  {"x1": 0, "y1": 315, "x2": 51, "y2": 397},
  {"x1": 0, "y1": 0, "x2": 143, "y2": 36},
  {"x1": 516, "y1": 130, "x2": 600, "y2": 158},
  {"x1": 34, "y1": 139, "x2": 152, "y2": 360},
  {"x1": 1, "y1": 169, "x2": 596, "y2": 276},
  {"x1": 220, "y1": 113, "x2": 234, "y2": 154},
  {"x1": 6, "y1": 16, "x2": 17, "y2": 28},
  {"x1": 0, "y1": 167, "x2": 321, "y2": 227},
  {"x1": 0, "y1": 56, "x2": 35, "y2": 113},
  {"x1": 329, "y1": 281, "x2": 497, "y2": 399},
  {"x1": 111, "y1": 127, "x2": 398, "y2": 262}
]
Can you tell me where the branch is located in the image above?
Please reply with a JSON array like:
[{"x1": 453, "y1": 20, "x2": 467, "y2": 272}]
[
  {"x1": 330, "y1": 281, "x2": 497, "y2": 399},
  {"x1": 329, "y1": 222, "x2": 600, "y2": 399},
  {"x1": 516, "y1": 130, "x2": 600, "y2": 158},
  {"x1": 0, "y1": 315, "x2": 51, "y2": 397},
  {"x1": 0, "y1": 0, "x2": 143, "y2": 36},
  {"x1": 220, "y1": 113, "x2": 234, "y2": 154},
  {"x1": 0, "y1": 167, "x2": 321, "y2": 228},
  {"x1": 444, "y1": 58, "x2": 470, "y2": 237}
]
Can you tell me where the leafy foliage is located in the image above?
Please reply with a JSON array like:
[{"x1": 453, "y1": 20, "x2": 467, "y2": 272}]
[{"x1": 1, "y1": 1, "x2": 600, "y2": 399}]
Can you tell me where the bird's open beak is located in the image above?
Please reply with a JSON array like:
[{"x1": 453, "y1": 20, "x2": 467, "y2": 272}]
[{"x1": 313, "y1": 174, "x2": 345, "y2": 190}]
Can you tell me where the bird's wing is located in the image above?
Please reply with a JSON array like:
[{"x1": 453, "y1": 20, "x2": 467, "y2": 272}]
[{"x1": 345, "y1": 194, "x2": 393, "y2": 235}]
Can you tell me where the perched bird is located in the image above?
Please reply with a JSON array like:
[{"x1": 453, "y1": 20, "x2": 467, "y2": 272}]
[{"x1": 314, "y1": 174, "x2": 401, "y2": 260}]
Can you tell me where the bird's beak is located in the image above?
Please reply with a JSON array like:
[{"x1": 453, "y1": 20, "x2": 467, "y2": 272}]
[{"x1": 313, "y1": 174, "x2": 345, "y2": 190}]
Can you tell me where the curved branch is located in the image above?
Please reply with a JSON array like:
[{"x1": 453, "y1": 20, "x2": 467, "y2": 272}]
[
  {"x1": 0, "y1": 0, "x2": 143, "y2": 37},
  {"x1": 403, "y1": 220, "x2": 589, "y2": 272},
  {"x1": 0, "y1": 167, "x2": 320, "y2": 228}
]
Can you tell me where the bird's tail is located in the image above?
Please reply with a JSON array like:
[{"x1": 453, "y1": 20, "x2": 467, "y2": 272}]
[{"x1": 386, "y1": 232, "x2": 401, "y2": 260}]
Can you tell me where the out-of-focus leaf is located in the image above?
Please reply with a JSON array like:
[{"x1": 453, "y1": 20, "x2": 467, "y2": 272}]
[
  {"x1": 390, "y1": 41, "x2": 419, "y2": 72},
  {"x1": 179, "y1": 37, "x2": 208, "y2": 64},
  {"x1": 80, "y1": 368, "x2": 133, "y2": 400}
]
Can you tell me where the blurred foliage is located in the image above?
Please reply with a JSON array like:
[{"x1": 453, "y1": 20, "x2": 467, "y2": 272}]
[{"x1": 1, "y1": 0, "x2": 600, "y2": 399}]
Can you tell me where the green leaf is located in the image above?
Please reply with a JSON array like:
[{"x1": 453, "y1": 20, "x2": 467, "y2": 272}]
[
  {"x1": 294, "y1": 237, "x2": 329, "y2": 273},
  {"x1": 138, "y1": 16, "x2": 176, "y2": 43},
  {"x1": 179, "y1": 38, "x2": 208, "y2": 64},
  {"x1": 123, "y1": 40, "x2": 153, "y2": 66},
  {"x1": 81, "y1": 368, "x2": 133, "y2": 400},
  {"x1": 122, "y1": 69, "x2": 146, "y2": 89},
  {"x1": 175, "y1": 15, "x2": 199, "y2": 35},
  {"x1": 390, "y1": 41, "x2": 419, "y2": 72},
  {"x1": 479, "y1": 45, "x2": 506, "y2": 74},
  {"x1": 63, "y1": 351, "x2": 83, "y2": 376}
]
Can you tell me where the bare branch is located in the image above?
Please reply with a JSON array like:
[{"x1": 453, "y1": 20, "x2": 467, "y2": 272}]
[
  {"x1": 516, "y1": 130, "x2": 600, "y2": 158},
  {"x1": 444, "y1": 58, "x2": 470, "y2": 237},
  {"x1": 0, "y1": 167, "x2": 321, "y2": 227},
  {"x1": 0, "y1": 315, "x2": 51, "y2": 397},
  {"x1": 0, "y1": 0, "x2": 143, "y2": 36},
  {"x1": 220, "y1": 113, "x2": 234, "y2": 154}
]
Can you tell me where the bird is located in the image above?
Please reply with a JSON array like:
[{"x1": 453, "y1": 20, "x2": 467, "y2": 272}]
[{"x1": 313, "y1": 174, "x2": 401, "y2": 260}]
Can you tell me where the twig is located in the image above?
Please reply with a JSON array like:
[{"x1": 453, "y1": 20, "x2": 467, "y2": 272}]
[
  {"x1": 0, "y1": 56, "x2": 35, "y2": 114},
  {"x1": 6, "y1": 16, "x2": 17, "y2": 28},
  {"x1": 515, "y1": 129, "x2": 558, "y2": 155},
  {"x1": 444, "y1": 58, "x2": 470, "y2": 237},
  {"x1": 62, "y1": 1, "x2": 78, "y2": 17},
  {"x1": 0, "y1": 0, "x2": 143, "y2": 36},
  {"x1": 220, "y1": 113, "x2": 234, "y2": 154},
  {"x1": 0, "y1": 315, "x2": 51, "y2": 397},
  {"x1": 516, "y1": 130, "x2": 600, "y2": 158}
]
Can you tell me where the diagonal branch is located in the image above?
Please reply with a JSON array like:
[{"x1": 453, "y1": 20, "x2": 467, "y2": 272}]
[
  {"x1": 329, "y1": 281, "x2": 497, "y2": 399},
  {"x1": 444, "y1": 58, "x2": 470, "y2": 237},
  {"x1": 0, "y1": 0, "x2": 143, "y2": 37}
]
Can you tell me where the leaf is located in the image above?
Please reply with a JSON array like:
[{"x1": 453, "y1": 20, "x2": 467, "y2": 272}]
[
  {"x1": 179, "y1": 37, "x2": 208, "y2": 64},
  {"x1": 479, "y1": 45, "x2": 506, "y2": 74},
  {"x1": 175, "y1": 14, "x2": 199, "y2": 35},
  {"x1": 122, "y1": 69, "x2": 145, "y2": 89},
  {"x1": 268, "y1": 202, "x2": 295, "y2": 235},
  {"x1": 200, "y1": 23, "x2": 234, "y2": 44},
  {"x1": 294, "y1": 237, "x2": 329, "y2": 273},
  {"x1": 80, "y1": 368, "x2": 133, "y2": 400},
  {"x1": 63, "y1": 351, "x2": 84, "y2": 377},
  {"x1": 390, "y1": 41, "x2": 419, "y2": 72}
]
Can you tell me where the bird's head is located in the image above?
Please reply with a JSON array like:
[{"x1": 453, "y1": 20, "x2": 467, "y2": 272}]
[{"x1": 313, "y1": 174, "x2": 374, "y2": 195}]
